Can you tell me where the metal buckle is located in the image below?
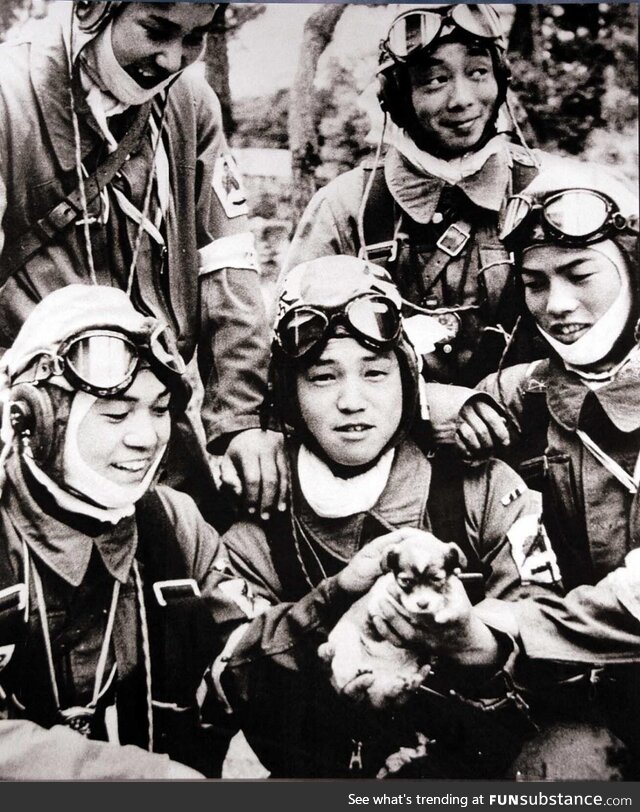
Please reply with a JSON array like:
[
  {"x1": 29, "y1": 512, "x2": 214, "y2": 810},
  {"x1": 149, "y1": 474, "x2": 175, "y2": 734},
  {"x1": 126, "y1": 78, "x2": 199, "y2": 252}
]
[
  {"x1": 360, "y1": 239, "x2": 398, "y2": 264},
  {"x1": 436, "y1": 223, "x2": 470, "y2": 257},
  {"x1": 153, "y1": 578, "x2": 201, "y2": 607},
  {"x1": 0, "y1": 584, "x2": 27, "y2": 614}
]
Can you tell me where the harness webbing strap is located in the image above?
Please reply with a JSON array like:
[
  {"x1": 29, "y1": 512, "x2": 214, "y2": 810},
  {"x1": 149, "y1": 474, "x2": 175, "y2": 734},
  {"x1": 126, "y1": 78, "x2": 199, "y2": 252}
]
[{"x1": 0, "y1": 101, "x2": 152, "y2": 283}]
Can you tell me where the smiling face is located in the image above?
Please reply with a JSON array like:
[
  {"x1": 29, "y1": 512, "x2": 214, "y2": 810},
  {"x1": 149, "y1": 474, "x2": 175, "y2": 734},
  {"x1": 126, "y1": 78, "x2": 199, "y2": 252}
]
[
  {"x1": 110, "y1": 3, "x2": 216, "y2": 89},
  {"x1": 77, "y1": 369, "x2": 171, "y2": 486},
  {"x1": 296, "y1": 338, "x2": 403, "y2": 468},
  {"x1": 408, "y1": 41, "x2": 499, "y2": 157},
  {"x1": 521, "y1": 245, "x2": 623, "y2": 344}
]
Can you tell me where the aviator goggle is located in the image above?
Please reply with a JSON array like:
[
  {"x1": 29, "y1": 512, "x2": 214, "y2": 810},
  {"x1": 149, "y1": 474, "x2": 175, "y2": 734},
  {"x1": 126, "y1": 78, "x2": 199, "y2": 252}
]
[
  {"x1": 275, "y1": 293, "x2": 402, "y2": 361},
  {"x1": 499, "y1": 189, "x2": 639, "y2": 248},
  {"x1": 29, "y1": 325, "x2": 186, "y2": 398},
  {"x1": 381, "y1": 5, "x2": 504, "y2": 64}
]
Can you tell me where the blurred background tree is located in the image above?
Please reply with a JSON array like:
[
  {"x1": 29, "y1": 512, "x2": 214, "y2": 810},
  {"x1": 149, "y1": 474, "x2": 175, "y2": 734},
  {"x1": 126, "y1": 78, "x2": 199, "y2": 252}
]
[
  {"x1": 0, "y1": 0, "x2": 47, "y2": 39},
  {"x1": 205, "y1": 3, "x2": 266, "y2": 136},
  {"x1": 508, "y1": 4, "x2": 637, "y2": 155}
]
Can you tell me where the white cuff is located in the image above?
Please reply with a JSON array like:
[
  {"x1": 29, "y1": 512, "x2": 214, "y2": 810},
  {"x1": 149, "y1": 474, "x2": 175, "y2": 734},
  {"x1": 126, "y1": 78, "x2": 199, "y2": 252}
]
[{"x1": 198, "y1": 231, "x2": 259, "y2": 276}]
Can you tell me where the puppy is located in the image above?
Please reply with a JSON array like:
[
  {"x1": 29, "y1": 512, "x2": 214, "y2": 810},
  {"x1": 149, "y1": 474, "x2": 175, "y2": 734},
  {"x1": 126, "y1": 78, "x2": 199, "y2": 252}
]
[
  {"x1": 318, "y1": 533, "x2": 466, "y2": 710},
  {"x1": 386, "y1": 535, "x2": 467, "y2": 617}
]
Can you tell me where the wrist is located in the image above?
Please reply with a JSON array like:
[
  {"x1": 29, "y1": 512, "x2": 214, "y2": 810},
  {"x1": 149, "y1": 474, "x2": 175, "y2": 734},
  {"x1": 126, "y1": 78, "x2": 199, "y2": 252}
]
[{"x1": 439, "y1": 615, "x2": 500, "y2": 668}]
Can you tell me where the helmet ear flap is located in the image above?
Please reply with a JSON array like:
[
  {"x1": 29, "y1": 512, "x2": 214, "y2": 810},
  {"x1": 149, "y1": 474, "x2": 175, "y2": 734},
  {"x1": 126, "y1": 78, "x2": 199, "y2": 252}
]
[
  {"x1": 270, "y1": 362, "x2": 301, "y2": 433},
  {"x1": 8, "y1": 383, "x2": 56, "y2": 467},
  {"x1": 377, "y1": 66, "x2": 411, "y2": 130}
]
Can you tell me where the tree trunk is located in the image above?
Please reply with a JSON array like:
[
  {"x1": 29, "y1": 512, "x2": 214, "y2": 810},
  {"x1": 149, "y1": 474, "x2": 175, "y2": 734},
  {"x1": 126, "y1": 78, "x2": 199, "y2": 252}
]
[
  {"x1": 288, "y1": 4, "x2": 346, "y2": 223},
  {"x1": 204, "y1": 5, "x2": 234, "y2": 137},
  {"x1": 509, "y1": 4, "x2": 534, "y2": 58}
]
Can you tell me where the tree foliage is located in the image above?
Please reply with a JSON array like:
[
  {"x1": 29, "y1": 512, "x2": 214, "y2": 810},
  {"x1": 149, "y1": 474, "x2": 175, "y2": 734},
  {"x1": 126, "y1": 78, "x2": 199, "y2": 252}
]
[
  {"x1": 233, "y1": 88, "x2": 289, "y2": 149},
  {"x1": 316, "y1": 59, "x2": 372, "y2": 185},
  {"x1": 508, "y1": 4, "x2": 637, "y2": 155}
]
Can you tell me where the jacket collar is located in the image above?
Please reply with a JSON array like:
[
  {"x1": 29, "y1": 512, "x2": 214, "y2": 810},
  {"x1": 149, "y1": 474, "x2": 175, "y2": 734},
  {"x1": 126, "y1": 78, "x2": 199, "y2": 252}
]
[
  {"x1": 5, "y1": 457, "x2": 137, "y2": 587},
  {"x1": 28, "y1": 24, "x2": 90, "y2": 173},
  {"x1": 384, "y1": 144, "x2": 511, "y2": 225},
  {"x1": 537, "y1": 355, "x2": 640, "y2": 434}
]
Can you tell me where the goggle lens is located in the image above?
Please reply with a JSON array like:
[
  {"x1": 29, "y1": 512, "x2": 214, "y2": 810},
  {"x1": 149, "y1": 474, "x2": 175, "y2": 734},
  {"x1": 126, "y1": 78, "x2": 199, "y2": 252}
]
[
  {"x1": 453, "y1": 5, "x2": 503, "y2": 39},
  {"x1": 278, "y1": 309, "x2": 329, "y2": 359},
  {"x1": 65, "y1": 334, "x2": 138, "y2": 391},
  {"x1": 347, "y1": 295, "x2": 401, "y2": 344},
  {"x1": 387, "y1": 12, "x2": 442, "y2": 59},
  {"x1": 385, "y1": 6, "x2": 501, "y2": 61},
  {"x1": 544, "y1": 191, "x2": 610, "y2": 238},
  {"x1": 500, "y1": 189, "x2": 620, "y2": 245}
]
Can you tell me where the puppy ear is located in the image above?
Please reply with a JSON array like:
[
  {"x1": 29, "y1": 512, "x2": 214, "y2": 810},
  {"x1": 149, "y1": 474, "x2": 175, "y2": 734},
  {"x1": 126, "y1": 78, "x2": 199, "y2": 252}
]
[
  {"x1": 444, "y1": 543, "x2": 467, "y2": 574},
  {"x1": 385, "y1": 548, "x2": 400, "y2": 574}
]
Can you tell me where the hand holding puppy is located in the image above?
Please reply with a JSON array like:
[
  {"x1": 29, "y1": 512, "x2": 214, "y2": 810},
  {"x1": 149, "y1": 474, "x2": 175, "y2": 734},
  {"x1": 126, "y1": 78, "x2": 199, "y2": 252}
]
[{"x1": 335, "y1": 527, "x2": 421, "y2": 594}]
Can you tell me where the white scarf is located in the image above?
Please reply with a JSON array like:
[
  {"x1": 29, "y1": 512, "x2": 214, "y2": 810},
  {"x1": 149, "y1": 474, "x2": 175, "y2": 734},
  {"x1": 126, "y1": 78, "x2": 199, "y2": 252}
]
[
  {"x1": 533, "y1": 243, "x2": 633, "y2": 370},
  {"x1": 388, "y1": 123, "x2": 510, "y2": 186},
  {"x1": 297, "y1": 445, "x2": 395, "y2": 519}
]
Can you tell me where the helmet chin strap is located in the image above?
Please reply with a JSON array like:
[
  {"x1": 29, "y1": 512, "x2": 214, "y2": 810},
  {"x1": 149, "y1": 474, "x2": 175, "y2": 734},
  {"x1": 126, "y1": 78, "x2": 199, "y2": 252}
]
[
  {"x1": 16, "y1": 390, "x2": 165, "y2": 524},
  {"x1": 62, "y1": 391, "x2": 166, "y2": 512},
  {"x1": 81, "y1": 20, "x2": 187, "y2": 107}
]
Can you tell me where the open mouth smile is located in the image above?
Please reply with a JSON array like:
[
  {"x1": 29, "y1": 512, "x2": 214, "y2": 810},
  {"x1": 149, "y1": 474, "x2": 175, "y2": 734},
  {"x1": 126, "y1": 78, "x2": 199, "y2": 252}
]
[
  {"x1": 335, "y1": 424, "x2": 374, "y2": 439},
  {"x1": 127, "y1": 66, "x2": 171, "y2": 89},
  {"x1": 112, "y1": 459, "x2": 151, "y2": 474},
  {"x1": 548, "y1": 323, "x2": 591, "y2": 343}
]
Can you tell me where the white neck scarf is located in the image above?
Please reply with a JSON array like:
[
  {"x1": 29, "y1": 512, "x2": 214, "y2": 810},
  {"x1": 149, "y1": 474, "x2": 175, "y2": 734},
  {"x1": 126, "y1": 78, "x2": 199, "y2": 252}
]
[
  {"x1": 297, "y1": 445, "x2": 395, "y2": 519},
  {"x1": 388, "y1": 124, "x2": 510, "y2": 186},
  {"x1": 533, "y1": 243, "x2": 633, "y2": 370},
  {"x1": 22, "y1": 454, "x2": 135, "y2": 525}
]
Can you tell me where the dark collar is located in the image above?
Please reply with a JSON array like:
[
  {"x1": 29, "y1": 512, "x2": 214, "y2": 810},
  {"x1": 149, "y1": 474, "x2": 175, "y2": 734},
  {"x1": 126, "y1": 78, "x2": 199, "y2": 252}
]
[
  {"x1": 5, "y1": 458, "x2": 137, "y2": 586},
  {"x1": 536, "y1": 356, "x2": 640, "y2": 434}
]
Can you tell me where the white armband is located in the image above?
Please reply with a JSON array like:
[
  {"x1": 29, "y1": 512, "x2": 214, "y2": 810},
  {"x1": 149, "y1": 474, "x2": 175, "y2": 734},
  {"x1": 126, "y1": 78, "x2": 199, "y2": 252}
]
[{"x1": 199, "y1": 231, "x2": 259, "y2": 276}]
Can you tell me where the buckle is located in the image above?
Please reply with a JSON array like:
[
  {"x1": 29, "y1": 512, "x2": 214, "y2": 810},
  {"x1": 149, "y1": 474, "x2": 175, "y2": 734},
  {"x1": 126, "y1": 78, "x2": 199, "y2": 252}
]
[
  {"x1": 436, "y1": 223, "x2": 470, "y2": 257},
  {"x1": 360, "y1": 239, "x2": 398, "y2": 264},
  {"x1": 0, "y1": 584, "x2": 27, "y2": 614},
  {"x1": 153, "y1": 578, "x2": 201, "y2": 607},
  {"x1": 36, "y1": 201, "x2": 79, "y2": 241}
]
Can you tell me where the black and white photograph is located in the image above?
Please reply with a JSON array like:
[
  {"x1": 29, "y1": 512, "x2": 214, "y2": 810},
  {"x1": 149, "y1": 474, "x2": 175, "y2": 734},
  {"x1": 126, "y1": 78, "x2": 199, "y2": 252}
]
[{"x1": 0, "y1": 0, "x2": 638, "y2": 786}]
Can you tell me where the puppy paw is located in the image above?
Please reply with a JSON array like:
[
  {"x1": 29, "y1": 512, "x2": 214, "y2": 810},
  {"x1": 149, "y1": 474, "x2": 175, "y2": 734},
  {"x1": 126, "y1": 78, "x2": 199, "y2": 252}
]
[
  {"x1": 317, "y1": 641, "x2": 334, "y2": 663},
  {"x1": 376, "y1": 733, "x2": 432, "y2": 779}
]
